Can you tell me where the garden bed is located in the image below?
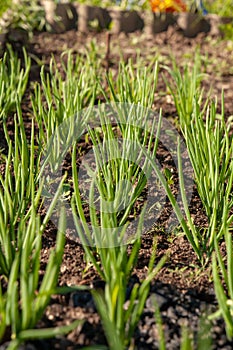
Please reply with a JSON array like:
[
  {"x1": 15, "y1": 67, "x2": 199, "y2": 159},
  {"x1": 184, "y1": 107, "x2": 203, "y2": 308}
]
[
  {"x1": 1, "y1": 25, "x2": 233, "y2": 350},
  {"x1": 42, "y1": 2, "x2": 232, "y2": 36}
]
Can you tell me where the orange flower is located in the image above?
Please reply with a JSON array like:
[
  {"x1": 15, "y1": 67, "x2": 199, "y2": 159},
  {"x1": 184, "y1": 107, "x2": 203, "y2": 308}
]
[{"x1": 150, "y1": 0, "x2": 187, "y2": 13}]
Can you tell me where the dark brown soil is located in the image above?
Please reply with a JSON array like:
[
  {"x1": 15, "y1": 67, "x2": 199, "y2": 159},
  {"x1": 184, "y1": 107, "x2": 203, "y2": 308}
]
[{"x1": 1, "y1": 26, "x2": 233, "y2": 349}]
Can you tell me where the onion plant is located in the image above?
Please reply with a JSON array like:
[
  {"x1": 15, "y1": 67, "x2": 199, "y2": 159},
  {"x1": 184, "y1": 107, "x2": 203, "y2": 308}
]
[
  {"x1": 0, "y1": 104, "x2": 81, "y2": 348},
  {"x1": 142, "y1": 137, "x2": 203, "y2": 264},
  {"x1": 183, "y1": 97, "x2": 233, "y2": 251},
  {"x1": 31, "y1": 50, "x2": 100, "y2": 147},
  {"x1": 163, "y1": 52, "x2": 205, "y2": 131},
  {"x1": 212, "y1": 224, "x2": 233, "y2": 340},
  {"x1": 164, "y1": 56, "x2": 233, "y2": 261},
  {"x1": 100, "y1": 57, "x2": 158, "y2": 108},
  {"x1": 71, "y1": 145, "x2": 166, "y2": 349},
  {"x1": 64, "y1": 57, "x2": 162, "y2": 347},
  {"x1": 0, "y1": 102, "x2": 40, "y2": 277},
  {"x1": 143, "y1": 122, "x2": 232, "y2": 265},
  {"x1": 164, "y1": 55, "x2": 202, "y2": 129},
  {"x1": 91, "y1": 238, "x2": 165, "y2": 350},
  {"x1": 68, "y1": 101, "x2": 165, "y2": 348},
  {"x1": 69, "y1": 105, "x2": 162, "y2": 247},
  {"x1": 0, "y1": 46, "x2": 30, "y2": 121},
  {"x1": 153, "y1": 297, "x2": 212, "y2": 350},
  {"x1": 0, "y1": 206, "x2": 81, "y2": 350},
  {"x1": 82, "y1": 104, "x2": 161, "y2": 246}
]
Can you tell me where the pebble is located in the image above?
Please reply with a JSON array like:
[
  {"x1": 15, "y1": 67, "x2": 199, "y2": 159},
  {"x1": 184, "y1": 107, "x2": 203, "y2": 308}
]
[{"x1": 146, "y1": 292, "x2": 169, "y2": 311}]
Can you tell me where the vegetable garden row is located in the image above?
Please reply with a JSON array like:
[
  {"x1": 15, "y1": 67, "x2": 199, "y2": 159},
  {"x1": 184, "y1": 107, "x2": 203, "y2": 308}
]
[{"x1": 0, "y1": 11, "x2": 233, "y2": 350}]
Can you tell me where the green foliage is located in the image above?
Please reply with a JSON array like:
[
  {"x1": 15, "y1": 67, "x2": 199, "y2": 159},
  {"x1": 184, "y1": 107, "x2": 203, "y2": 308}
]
[
  {"x1": 1, "y1": 37, "x2": 233, "y2": 349},
  {"x1": 32, "y1": 49, "x2": 100, "y2": 148},
  {"x1": 142, "y1": 137, "x2": 204, "y2": 264},
  {"x1": 8, "y1": 0, "x2": 45, "y2": 35},
  {"x1": 0, "y1": 205, "x2": 81, "y2": 350},
  {"x1": 0, "y1": 100, "x2": 80, "y2": 347},
  {"x1": 91, "y1": 241, "x2": 166, "y2": 349},
  {"x1": 212, "y1": 225, "x2": 233, "y2": 339},
  {"x1": 41, "y1": 57, "x2": 163, "y2": 348},
  {"x1": 163, "y1": 53, "x2": 205, "y2": 130},
  {"x1": 72, "y1": 0, "x2": 115, "y2": 7},
  {"x1": 163, "y1": 55, "x2": 233, "y2": 263},
  {"x1": 0, "y1": 46, "x2": 30, "y2": 121},
  {"x1": 205, "y1": 0, "x2": 233, "y2": 16},
  {"x1": 219, "y1": 23, "x2": 233, "y2": 41},
  {"x1": 183, "y1": 96, "x2": 233, "y2": 248},
  {"x1": 0, "y1": 0, "x2": 12, "y2": 18},
  {"x1": 71, "y1": 125, "x2": 166, "y2": 347},
  {"x1": 114, "y1": 0, "x2": 150, "y2": 10},
  {"x1": 101, "y1": 57, "x2": 159, "y2": 107},
  {"x1": 0, "y1": 103, "x2": 39, "y2": 277},
  {"x1": 70, "y1": 0, "x2": 149, "y2": 10}
]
